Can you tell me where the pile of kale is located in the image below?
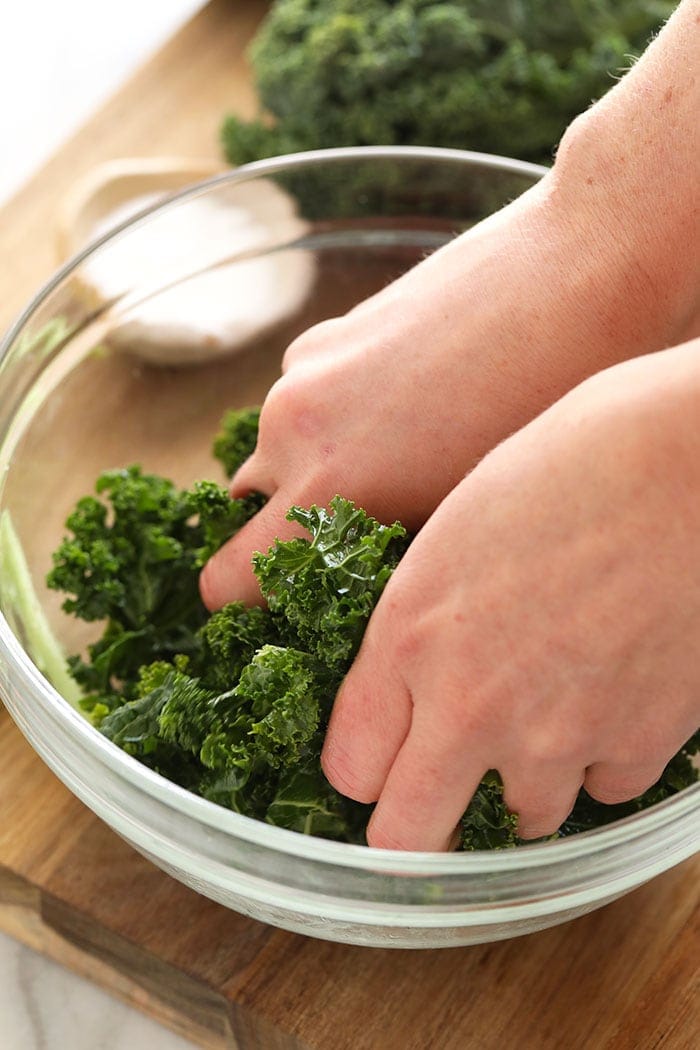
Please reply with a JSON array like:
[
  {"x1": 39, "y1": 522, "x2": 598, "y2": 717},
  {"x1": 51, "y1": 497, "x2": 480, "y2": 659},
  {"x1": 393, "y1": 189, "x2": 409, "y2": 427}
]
[
  {"x1": 222, "y1": 0, "x2": 674, "y2": 168},
  {"x1": 47, "y1": 409, "x2": 699, "y2": 850}
]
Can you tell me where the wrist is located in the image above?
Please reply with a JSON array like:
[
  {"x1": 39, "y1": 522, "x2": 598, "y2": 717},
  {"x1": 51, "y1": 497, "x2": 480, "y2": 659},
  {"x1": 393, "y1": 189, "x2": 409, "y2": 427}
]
[
  {"x1": 540, "y1": 121, "x2": 698, "y2": 356},
  {"x1": 548, "y1": 5, "x2": 700, "y2": 350}
]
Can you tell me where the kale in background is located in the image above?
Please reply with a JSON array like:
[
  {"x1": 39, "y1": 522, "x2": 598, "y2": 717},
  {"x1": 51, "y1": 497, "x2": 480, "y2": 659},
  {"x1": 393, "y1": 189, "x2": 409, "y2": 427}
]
[{"x1": 222, "y1": 0, "x2": 674, "y2": 169}]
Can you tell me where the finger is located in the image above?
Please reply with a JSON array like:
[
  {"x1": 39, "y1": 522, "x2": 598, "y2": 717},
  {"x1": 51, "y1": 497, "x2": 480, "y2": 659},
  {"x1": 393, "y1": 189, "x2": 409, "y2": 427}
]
[
  {"x1": 321, "y1": 636, "x2": 412, "y2": 804},
  {"x1": 366, "y1": 721, "x2": 487, "y2": 851},
  {"x1": 199, "y1": 489, "x2": 305, "y2": 609},
  {"x1": 501, "y1": 763, "x2": 585, "y2": 840},
  {"x1": 229, "y1": 452, "x2": 276, "y2": 500},
  {"x1": 584, "y1": 759, "x2": 668, "y2": 806}
]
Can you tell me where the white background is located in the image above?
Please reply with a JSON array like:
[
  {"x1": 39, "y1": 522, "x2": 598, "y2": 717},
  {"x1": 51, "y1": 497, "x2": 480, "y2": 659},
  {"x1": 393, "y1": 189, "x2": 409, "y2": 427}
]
[
  {"x1": 0, "y1": 0, "x2": 205, "y2": 205},
  {"x1": 1, "y1": 3, "x2": 206, "y2": 1045}
]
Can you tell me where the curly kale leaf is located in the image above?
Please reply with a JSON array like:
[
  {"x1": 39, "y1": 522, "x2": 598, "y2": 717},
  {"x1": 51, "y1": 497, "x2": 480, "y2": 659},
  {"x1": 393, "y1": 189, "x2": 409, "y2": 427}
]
[
  {"x1": 460, "y1": 770, "x2": 520, "y2": 851},
  {"x1": 222, "y1": 0, "x2": 673, "y2": 168},
  {"x1": 47, "y1": 466, "x2": 257, "y2": 700},
  {"x1": 99, "y1": 666, "x2": 202, "y2": 787},
  {"x1": 103, "y1": 645, "x2": 332, "y2": 825},
  {"x1": 76, "y1": 485, "x2": 404, "y2": 837},
  {"x1": 193, "y1": 601, "x2": 278, "y2": 692},
  {"x1": 254, "y1": 496, "x2": 408, "y2": 671},
  {"x1": 266, "y1": 753, "x2": 371, "y2": 842},
  {"x1": 213, "y1": 406, "x2": 262, "y2": 479},
  {"x1": 192, "y1": 645, "x2": 325, "y2": 781}
]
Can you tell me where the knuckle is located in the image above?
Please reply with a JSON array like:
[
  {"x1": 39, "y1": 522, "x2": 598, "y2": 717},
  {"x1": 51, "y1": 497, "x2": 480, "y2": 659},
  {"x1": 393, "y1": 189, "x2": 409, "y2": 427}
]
[
  {"x1": 391, "y1": 623, "x2": 425, "y2": 666},
  {"x1": 263, "y1": 373, "x2": 328, "y2": 443},
  {"x1": 443, "y1": 695, "x2": 493, "y2": 740},
  {"x1": 605, "y1": 726, "x2": 668, "y2": 770},
  {"x1": 521, "y1": 725, "x2": 586, "y2": 767},
  {"x1": 281, "y1": 318, "x2": 343, "y2": 373}
]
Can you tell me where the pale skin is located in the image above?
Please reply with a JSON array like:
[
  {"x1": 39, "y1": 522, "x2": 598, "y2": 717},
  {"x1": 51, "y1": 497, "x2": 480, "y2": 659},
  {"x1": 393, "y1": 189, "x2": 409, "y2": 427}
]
[{"x1": 201, "y1": 1, "x2": 700, "y2": 849}]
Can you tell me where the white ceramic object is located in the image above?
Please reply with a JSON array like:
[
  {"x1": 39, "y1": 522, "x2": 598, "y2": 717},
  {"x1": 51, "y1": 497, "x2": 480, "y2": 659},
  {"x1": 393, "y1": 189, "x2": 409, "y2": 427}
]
[{"x1": 58, "y1": 157, "x2": 316, "y2": 365}]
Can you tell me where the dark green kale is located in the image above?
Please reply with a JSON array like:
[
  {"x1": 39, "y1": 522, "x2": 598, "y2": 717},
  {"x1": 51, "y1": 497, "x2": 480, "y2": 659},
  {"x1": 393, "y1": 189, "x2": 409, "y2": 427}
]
[
  {"x1": 213, "y1": 406, "x2": 261, "y2": 479},
  {"x1": 460, "y1": 771, "x2": 520, "y2": 851},
  {"x1": 48, "y1": 412, "x2": 404, "y2": 842},
  {"x1": 49, "y1": 406, "x2": 699, "y2": 850},
  {"x1": 222, "y1": 1, "x2": 673, "y2": 169},
  {"x1": 46, "y1": 465, "x2": 258, "y2": 710},
  {"x1": 266, "y1": 754, "x2": 371, "y2": 842},
  {"x1": 194, "y1": 601, "x2": 277, "y2": 692},
  {"x1": 255, "y1": 498, "x2": 408, "y2": 672}
]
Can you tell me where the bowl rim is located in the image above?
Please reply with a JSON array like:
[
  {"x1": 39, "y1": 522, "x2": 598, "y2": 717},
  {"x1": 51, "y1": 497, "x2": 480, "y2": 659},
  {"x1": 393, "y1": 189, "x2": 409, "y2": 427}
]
[
  {"x1": 0, "y1": 144, "x2": 697, "y2": 877},
  {"x1": 1, "y1": 145, "x2": 549, "y2": 363}
]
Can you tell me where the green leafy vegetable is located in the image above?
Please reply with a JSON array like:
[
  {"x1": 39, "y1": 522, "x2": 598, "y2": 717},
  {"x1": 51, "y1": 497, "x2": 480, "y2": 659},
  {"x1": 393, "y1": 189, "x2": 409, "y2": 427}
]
[
  {"x1": 48, "y1": 406, "x2": 699, "y2": 849},
  {"x1": 255, "y1": 498, "x2": 407, "y2": 671},
  {"x1": 46, "y1": 460, "x2": 259, "y2": 710},
  {"x1": 213, "y1": 405, "x2": 261, "y2": 479},
  {"x1": 222, "y1": 0, "x2": 673, "y2": 168},
  {"x1": 460, "y1": 771, "x2": 520, "y2": 851}
]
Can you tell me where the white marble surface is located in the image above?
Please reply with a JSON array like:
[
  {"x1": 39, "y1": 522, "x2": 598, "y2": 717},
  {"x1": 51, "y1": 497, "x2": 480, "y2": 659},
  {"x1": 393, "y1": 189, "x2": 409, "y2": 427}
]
[
  {"x1": 1, "y1": 1, "x2": 213, "y2": 1046},
  {"x1": 0, "y1": 931, "x2": 197, "y2": 1050}
]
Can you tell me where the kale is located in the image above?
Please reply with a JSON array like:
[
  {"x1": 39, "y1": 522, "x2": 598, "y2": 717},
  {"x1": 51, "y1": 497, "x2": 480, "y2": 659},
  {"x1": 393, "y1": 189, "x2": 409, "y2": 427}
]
[
  {"x1": 221, "y1": 1, "x2": 673, "y2": 169},
  {"x1": 460, "y1": 771, "x2": 520, "y2": 851},
  {"x1": 49, "y1": 407, "x2": 699, "y2": 849},
  {"x1": 213, "y1": 405, "x2": 261, "y2": 479},
  {"x1": 194, "y1": 601, "x2": 277, "y2": 692},
  {"x1": 46, "y1": 459, "x2": 259, "y2": 707},
  {"x1": 255, "y1": 498, "x2": 408, "y2": 672}
]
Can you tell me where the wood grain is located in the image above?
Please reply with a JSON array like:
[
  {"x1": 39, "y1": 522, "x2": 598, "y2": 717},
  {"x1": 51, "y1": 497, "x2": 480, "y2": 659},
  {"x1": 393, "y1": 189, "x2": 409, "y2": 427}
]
[{"x1": 0, "y1": 2, "x2": 698, "y2": 1048}]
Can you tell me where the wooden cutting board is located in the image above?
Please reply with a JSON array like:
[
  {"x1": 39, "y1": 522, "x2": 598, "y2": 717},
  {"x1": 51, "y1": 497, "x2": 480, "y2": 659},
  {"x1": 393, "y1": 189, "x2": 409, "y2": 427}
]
[{"x1": 0, "y1": 2, "x2": 698, "y2": 1047}]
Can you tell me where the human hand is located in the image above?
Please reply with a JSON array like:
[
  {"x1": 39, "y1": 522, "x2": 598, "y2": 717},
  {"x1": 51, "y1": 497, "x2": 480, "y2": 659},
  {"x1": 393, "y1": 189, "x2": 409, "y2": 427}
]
[
  {"x1": 321, "y1": 344, "x2": 700, "y2": 850},
  {"x1": 200, "y1": 158, "x2": 691, "y2": 610}
]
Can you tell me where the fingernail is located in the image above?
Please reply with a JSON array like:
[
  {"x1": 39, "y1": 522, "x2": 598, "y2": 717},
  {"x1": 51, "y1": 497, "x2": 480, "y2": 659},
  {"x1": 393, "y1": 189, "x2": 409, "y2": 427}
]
[{"x1": 199, "y1": 558, "x2": 221, "y2": 611}]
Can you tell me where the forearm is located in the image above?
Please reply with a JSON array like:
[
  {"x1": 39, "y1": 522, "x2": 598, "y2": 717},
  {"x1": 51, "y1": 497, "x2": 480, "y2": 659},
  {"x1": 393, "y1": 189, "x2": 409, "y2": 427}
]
[{"x1": 551, "y1": 0, "x2": 700, "y2": 347}]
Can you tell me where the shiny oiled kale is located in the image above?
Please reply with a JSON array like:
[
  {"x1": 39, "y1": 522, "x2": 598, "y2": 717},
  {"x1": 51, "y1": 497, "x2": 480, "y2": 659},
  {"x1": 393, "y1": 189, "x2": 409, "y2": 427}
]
[
  {"x1": 460, "y1": 771, "x2": 520, "y2": 851},
  {"x1": 89, "y1": 491, "x2": 403, "y2": 842},
  {"x1": 255, "y1": 498, "x2": 408, "y2": 671}
]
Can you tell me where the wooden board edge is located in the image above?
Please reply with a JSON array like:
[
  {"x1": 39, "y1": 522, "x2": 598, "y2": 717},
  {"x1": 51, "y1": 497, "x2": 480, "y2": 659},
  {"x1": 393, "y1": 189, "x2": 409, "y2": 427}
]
[{"x1": 0, "y1": 865, "x2": 230, "y2": 1049}]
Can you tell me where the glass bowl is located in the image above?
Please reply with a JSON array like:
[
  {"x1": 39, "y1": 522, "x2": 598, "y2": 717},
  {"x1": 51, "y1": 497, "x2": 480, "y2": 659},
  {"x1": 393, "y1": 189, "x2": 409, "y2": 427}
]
[{"x1": 0, "y1": 147, "x2": 697, "y2": 949}]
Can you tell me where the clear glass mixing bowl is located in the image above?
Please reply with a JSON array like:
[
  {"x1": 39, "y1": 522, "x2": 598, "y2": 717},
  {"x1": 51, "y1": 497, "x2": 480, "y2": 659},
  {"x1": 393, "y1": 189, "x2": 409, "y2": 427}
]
[{"x1": 0, "y1": 147, "x2": 697, "y2": 949}]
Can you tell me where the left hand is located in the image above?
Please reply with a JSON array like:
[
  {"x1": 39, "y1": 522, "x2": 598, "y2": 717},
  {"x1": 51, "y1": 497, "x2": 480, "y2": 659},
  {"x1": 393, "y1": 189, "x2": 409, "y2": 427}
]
[{"x1": 321, "y1": 343, "x2": 700, "y2": 850}]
